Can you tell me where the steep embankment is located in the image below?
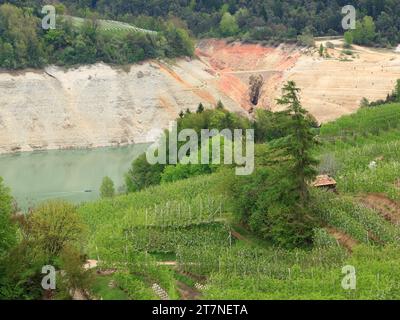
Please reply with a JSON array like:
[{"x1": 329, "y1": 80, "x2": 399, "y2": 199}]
[
  {"x1": 1, "y1": 38, "x2": 400, "y2": 154},
  {"x1": 0, "y1": 59, "x2": 244, "y2": 154},
  {"x1": 197, "y1": 39, "x2": 400, "y2": 122}
]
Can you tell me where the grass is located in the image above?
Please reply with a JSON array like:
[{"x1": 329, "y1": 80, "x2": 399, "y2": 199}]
[
  {"x1": 91, "y1": 275, "x2": 130, "y2": 300},
  {"x1": 173, "y1": 271, "x2": 197, "y2": 288}
]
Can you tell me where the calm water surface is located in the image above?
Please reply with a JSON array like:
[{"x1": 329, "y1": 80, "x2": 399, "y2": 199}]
[{"x1": 0, "y1": 144, "x2": 149, "y2": 210}]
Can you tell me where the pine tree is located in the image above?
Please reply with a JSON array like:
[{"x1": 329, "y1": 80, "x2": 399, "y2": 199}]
[
  {"x1": 216, "y1": 100, "x2": 224, "y2": 110},
  {"x1": 268, "y1": 81, "x2": 318, "y2": 206},
  {"x1": 196, "y1": 102, "x2": 205, "y2": 113},
  {"x1": 319, "y1": 43, "x2": 324, "y2": 57}
]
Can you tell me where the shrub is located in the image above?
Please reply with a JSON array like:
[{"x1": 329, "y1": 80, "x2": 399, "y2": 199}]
[{"x1": 100, "y1": 176, "x2": 115, "y2": 198}]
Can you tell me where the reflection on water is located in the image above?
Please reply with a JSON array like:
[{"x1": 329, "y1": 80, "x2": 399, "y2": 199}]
[{"x1": 0, "y1": 144, "x2": 149, "y2": 211}]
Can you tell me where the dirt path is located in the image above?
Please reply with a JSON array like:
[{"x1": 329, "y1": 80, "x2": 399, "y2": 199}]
[
  {"x1": 230, "y1": 229, "x2": 251, "y2": 243},
  {"x1": 176, "y1": 281, "x2": 201, "y2": 300},
  {"x1": 326, "y1": 227, "x2": 358, "y2": 252},
  {"x1": 360, "y1": 193, "x2": 400, "y2": 225},
  {"x1": 72, "y1": 289, "x2": 90, "y2": 300}
]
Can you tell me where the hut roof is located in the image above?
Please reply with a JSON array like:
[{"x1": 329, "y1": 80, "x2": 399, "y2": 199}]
[{"x1": 312, "y1": 175, "x2": 337, "y2": 187}]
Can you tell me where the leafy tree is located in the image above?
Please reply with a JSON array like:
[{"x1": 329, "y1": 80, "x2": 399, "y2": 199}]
[
  {"x1": 125, "y1": 153, "x2": 165, "y2": 192},
  {"x1": 100, "y1": 176, "x2": 115, "y2": 198},
  {"x1": 297, "y1": 28, "x2": 315, "y2": 47},
  {"x1": 163, "y1": 22, "x2": 194, "y2": 57},
  {"x1": 1, "y1": 200, "x2": 86, "y2": 299},
  {"x1": 161, "y1": 163, "x2": 212, "y2": 183},
  {"x1": 23, "y1": 200, "x2": 85, "y2": 257},
  {"x1": 219, "y1": 12, "x2": 239, "y2": 37},
  {"x1": 254, "y1": 109, "x2": 291, "y2": 142},
  {"x1": 0, "y1": 177, "x2": 15, "y2": 260},
  {"x1": 352, "y1": 16, "x2": 376, "y2": 45},
  {"x1": 56, "y1": 245, "x2": 94, "y2": 299},
  {"x1": 344, "y1": 31, "x2": 353, "y2": 48},
  {"x1": 0, "y1": 4, "x2": 45, "y2": 68}
]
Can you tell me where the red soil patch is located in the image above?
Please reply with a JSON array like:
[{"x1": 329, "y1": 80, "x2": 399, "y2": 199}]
[
  {"x1": 197, "y1": 39, "x2": 275, "y2": 72},
  {"x1": 218, "y1": 73, "x2": 250, "y2": 109},
  {"x1": 360, "y1": 193, "x2": 400, "y2": 225},
  {"x1": 159, "y1": 97, "x2": 180, "y2": 117},
  {"x1": 196, "y1": 39, "x2": 301, "y2": 110},
  {"x1": 192, "y1": 88, "x2": 216, "y2": 104},
  {"x1": 326, "y1": 227, "x2": 358, "y2": 252},
  {"x1": 157, "y1": 62, "x2": 188, "y2": 86}
]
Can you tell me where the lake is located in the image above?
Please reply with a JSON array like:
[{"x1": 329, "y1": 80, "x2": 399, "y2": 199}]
[{"x1": 0, "y1": 144, "x2": 149, "y2": 211}]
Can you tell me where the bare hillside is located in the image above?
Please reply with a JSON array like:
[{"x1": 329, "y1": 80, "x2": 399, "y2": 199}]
[
  {"x1": 197, "y1": 39, "x2": 400, "y2": 122},
  {"x1": 1, "y1": 39, "x2": 400, "y2": 154}
]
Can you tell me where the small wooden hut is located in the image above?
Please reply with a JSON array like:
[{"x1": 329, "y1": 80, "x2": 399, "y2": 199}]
[{"x1": 312, "y1": 175, "x2": 337, "y2": 191}]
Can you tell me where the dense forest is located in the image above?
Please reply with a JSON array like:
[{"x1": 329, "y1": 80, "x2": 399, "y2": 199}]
[
  {"x1": 11, "y1": 0, "x2": 400, "y2": 44},
  {"x1": 0, "y1": 2, "x2": 194, "y2": 69},
  {"x1": 1, "y1": 0, "x2": 399, "y2": 69}
]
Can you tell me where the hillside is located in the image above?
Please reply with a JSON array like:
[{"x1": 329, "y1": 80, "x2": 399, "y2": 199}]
[
  {"x1": 197, "y1": 39, "x2": 400, "y2": 122},
  {"x1": 75, "y1": 102, "x2": 400, "y2": 300},
  {"x1": 1, "y1": 39, "x2": 400, "y2": 154}
]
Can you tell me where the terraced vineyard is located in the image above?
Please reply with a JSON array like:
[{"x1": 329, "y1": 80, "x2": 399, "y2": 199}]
[
  {"x1": 77, "y1": 102, "x2": 400, "y2": 300},
  {"x1": 61, "y1": 15, "x2": 157, "y2": 36}
]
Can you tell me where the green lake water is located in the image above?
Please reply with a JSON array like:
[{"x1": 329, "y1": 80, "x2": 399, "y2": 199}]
[{"x1": 0, "y1": 144, "x2": 149, "y2": 211}]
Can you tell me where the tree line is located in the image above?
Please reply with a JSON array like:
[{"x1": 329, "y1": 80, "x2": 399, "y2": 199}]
[
  {"x1": 0, "y1": 3, "x2": 194, "y2": 69},
  {"x1": 44, "y1": 0, "x2": 400, "y2": 46},
  {"x1": 1, "y1": 1, "x2": 398, "y2": 69}
]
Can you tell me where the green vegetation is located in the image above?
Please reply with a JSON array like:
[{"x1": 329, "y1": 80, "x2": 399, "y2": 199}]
[
  {"x1": 39, "y1": 0, "x2": 400, "y2": 46},
  {"x1": 320, "y1": 103, "x2": 400, "y2": 141},
  {"x1": 350, "y1": 16, "x2": 377, "y2": 46},
  {"x1": 91, "y1": 275, "x2": 129, "y2": 300},
  {"x1": 100, "y1": 176, "x2": 115, "y2": 198},
  {"x1": 220, "y1": 12, "x2": 239, "y2": 37},
  {"x1": 0, "y1": 3, "x2": 194, "y2": 69},
  {"x1": 0, "y1": 177, "x2": 15, "y2": 260},
  {"x1": 224, "y1": 82, "x2": 319, "y2": 247},
  {"x1": 125, "y1": 102, "x2": 251, "y2": 192},
  {"x1": 0, "y1": 200, "x2": 93, "y2": 300},
  {"x1": 2, "y1": 70, "x2": 400, "y2": 299},
  {"x1": 2, "y1": 0, "x2": 399, "y2": 71}
]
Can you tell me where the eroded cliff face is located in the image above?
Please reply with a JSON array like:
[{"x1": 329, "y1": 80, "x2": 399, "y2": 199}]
[
  {"x1": 1, "y1": 39, "x2": 400, "y2": 154},
  {"x1": 0, "y1": 59, "x2": 244, "y2": 154},
  {"x1": 197, "y1": 39, "x2": 400, "y2": 122}
]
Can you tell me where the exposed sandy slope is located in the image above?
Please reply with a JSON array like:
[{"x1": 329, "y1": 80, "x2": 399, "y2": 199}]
[
  {"x1": 1, "y1": 38, "x2": 400, "y2": 153},
  {"x1": 197, "y1": 39, "x2": 400, "y2": 123},
  {"x1": 0, "y1": 59, "x2": 244, "y2": 154}
]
